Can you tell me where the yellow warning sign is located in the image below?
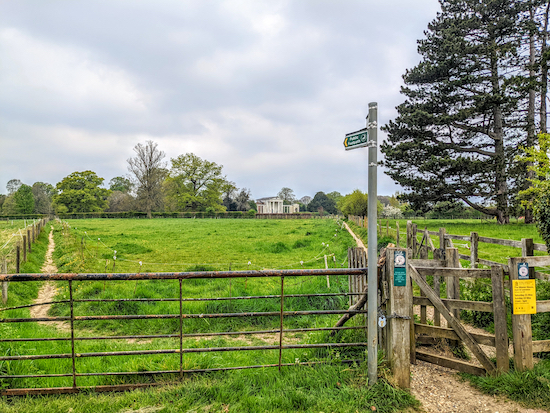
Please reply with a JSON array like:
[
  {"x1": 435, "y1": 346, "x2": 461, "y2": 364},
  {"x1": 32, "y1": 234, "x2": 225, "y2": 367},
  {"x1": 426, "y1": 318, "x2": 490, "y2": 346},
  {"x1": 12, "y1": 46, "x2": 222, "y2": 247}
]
[{"x1": 512, "y1": 279, "x2": 537, "y2": 315}]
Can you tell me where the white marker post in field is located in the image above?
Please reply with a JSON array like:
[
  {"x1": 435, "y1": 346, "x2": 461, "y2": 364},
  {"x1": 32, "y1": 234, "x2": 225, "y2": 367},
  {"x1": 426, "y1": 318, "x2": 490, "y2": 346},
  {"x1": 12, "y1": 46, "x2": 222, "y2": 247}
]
[{"x1": 343, "y1": 102, "x2": 378, "y2": 385}]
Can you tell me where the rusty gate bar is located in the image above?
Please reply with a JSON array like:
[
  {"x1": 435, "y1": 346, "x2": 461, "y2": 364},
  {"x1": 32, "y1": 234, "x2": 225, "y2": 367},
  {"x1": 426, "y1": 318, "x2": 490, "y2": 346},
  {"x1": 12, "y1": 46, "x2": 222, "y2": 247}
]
[
  {"x1": 0, "y1": 309, "x2": 367, "y2": 324},
  {"x1": 0, "y1": 326, "x2": 366, "y2": 343},
  {"x1": 0, "y1": 268, "x2": 366, "y2": 282},
  {"x1": 0, "y1": 292, "x2": 367, "y2": 314}
]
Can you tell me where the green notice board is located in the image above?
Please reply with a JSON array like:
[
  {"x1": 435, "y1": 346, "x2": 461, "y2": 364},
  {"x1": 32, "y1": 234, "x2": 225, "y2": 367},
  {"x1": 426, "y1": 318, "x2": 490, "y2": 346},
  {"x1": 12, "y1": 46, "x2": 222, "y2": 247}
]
[
  {"x1": 394, "y1": 251, "x2": 407, "y2": 286},
  {"x1": 394, "y1": 267, "x2": 407, "y2": 286}
]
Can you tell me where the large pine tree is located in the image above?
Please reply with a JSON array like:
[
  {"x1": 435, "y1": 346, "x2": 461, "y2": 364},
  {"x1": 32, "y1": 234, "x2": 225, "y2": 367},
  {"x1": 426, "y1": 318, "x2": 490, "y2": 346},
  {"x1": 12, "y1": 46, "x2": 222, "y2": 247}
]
[{"x1": 382, "y1": 0, "x2": 530, "y2": 223}]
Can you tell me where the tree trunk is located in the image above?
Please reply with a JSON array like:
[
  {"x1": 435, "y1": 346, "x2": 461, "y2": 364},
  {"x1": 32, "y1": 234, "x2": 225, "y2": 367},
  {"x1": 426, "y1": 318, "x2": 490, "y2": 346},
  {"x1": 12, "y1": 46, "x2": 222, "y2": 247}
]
[
  {"x1": 491, "y1": 42, "x2": 509, "y2": 225},
  {"x1": 541, "y1": 3, "x2": 550, "y2": 134},
  {"x1": 526, "y1": 6, "x2": 537, "y2": 224}
]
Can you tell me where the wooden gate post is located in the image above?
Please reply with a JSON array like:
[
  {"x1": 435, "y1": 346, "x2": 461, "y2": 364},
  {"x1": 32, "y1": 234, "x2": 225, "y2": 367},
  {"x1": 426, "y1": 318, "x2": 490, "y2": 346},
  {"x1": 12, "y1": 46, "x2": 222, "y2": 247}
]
[
  {"x1": 470, "y1": 232, "x2": 479, "y2": 268},
  {"x1": 509, "y1": 257, "x2": 534, "y2": 371},
  {"x1": 521, "y1": 239, "x2": 534, "y2": 279},
  {"x1": 385, "y1": 248, "x2": 411, "y2": 389},
  {"x1": 445, "y1": 248, "x2": 460, "y2": 319},
  {"x1": 491, "y1": 265, "x2": 509, "y2": 373}
]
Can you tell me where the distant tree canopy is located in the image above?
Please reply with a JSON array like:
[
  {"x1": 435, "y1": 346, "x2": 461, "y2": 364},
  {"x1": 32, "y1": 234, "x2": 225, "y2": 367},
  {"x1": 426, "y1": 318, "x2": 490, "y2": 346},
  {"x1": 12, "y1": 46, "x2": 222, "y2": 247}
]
[
  {"x1": 13, "y1": 184, "x2": 35, "y2": 214},
  {"x1": 338, "y1": 190, "x2": 368, "y2": 217},
  {"x1": 164, "y1": 153, "x2": 228, "y2": 212},
  {"x1": 109, "y1": 176, "x2": 134, "y2": 194},
  {"x1": 307, "y1": 192, "x2": 338, "y2": 215},
  {"x1": 53, "y1": 171, "x2": 111, "y2": 213}
]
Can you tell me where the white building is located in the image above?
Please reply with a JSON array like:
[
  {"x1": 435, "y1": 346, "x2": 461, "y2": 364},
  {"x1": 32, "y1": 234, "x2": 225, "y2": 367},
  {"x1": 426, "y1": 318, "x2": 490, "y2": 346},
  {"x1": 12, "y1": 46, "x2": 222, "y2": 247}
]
[{"x1": 256, "y1": 197, "x2": 300, "y2": 214}]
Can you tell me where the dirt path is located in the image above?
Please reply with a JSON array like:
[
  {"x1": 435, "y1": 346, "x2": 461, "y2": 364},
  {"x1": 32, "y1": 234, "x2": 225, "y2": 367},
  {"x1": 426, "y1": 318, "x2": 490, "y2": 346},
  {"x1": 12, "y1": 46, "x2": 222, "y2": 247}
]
[
  {"x1": 30, "y1": 228, "x2": 70, "y2": 332},
  {"x1": 410, "y1": 306, "x2": 546, "y2": 413}
]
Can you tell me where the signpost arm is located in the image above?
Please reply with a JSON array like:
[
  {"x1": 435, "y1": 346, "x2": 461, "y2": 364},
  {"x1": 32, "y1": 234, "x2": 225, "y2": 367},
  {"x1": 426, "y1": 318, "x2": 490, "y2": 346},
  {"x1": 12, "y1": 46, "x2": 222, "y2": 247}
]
[{"x1": 367, "y1": 102, "x2": 378, "y2": 385}]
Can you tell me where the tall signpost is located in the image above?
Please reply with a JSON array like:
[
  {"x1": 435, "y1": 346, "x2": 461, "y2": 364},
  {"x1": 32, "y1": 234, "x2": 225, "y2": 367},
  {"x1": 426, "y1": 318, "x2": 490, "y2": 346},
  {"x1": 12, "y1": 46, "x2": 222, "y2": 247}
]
[{"x1": 343, "y1": 102, "x2": 378, "y2": 385}]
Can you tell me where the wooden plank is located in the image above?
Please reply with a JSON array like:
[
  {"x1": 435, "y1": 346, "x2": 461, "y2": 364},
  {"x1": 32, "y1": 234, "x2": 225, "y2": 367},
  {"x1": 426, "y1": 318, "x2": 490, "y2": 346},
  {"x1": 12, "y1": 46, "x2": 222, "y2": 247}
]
[
  {"x1": 409, "y1": 264, "x2": 496, "y2": 373},
  {"x1": 459, "y1": 253, "x2": 471, "y2": 261},
  {"x1": 535, "y1": 271, "x2": 550, "y2": 281},
  {"x1": 532, "y1": 340, "x2": 550, "y2": 353},
  {"x1": 413, "y1": 296, "x2": 493, "y2": 312},
  {"x1": 537, "y1": 300, "x2": 550, "y2": 313},
  {"x1": 410, "y1": 259, "x2": 445, "y2": 268},
  {"x1": 415, "y1": 350, "x2": 487, "y2": 376},
  {"x1": 509, "y1": 257, "x2": 534, "y2": 371},
  {"x1": 491, "y1": 266, "x2": 509, "y2": 373},
  {"x1": 478, "y1": 237, "x2": 522, "y2": 248},
  {"x1": 512, "y1": 256, "x2": 550, "y2": 267},
  {"x1": 478, "y1": 258, "x2": 508, "y2": 269},
  {"x1": 533, "y1": 243, "x2": 547, "y2": 252},
  {"x1": 414, "y1": 267, "x2": 492, "y2": 279},
  {"x1": 445, "y1": 234, "x2": 471, "y2": 242},
  {"x1": 415, "y1": 324, "x2": 496, "y2": 347}
]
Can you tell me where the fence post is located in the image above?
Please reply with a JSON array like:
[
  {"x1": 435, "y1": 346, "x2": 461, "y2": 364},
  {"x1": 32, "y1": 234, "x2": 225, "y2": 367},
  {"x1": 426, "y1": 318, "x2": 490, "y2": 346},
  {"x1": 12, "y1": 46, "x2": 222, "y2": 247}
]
[
  {"x1": 522, "y1": 238, "x2": 535, "y2": 278},
  {"x1": 406, "y1": 221, "x2": 412, "y2": 259},
  {"x1": 508, "y1": 257, "x2": 534, "y2": 371},
  {"x1": 470, "y1": 232, "x2": 478, "y2": 268},
  {"x1": 386, "y1": 248, "x2": 411, "y2": 389},
  {"x1": 27, "y1": 229, "x2": 32, "y2": 253},
  {"x1": 22, "y1": 235, "x2": 27, "y2": 262},
  {"x1": 439, "y1": 227, "x2": 446, "y2": 250},
  {"x1": 1, "y1": 259, "x2": 7, "y2": 304},
  {"x1": 445, "y1": 248, "x2": 460, "y2": 319},
  {"x1": 491, "y1": 265, "x2": 509, "y2": 373},
  {"x1": 396, "y1": 222, "x2": 400, "y2": 247},
  {"x1": 432, "y1": 249, "x2": 442, "y2": 326},
  {"x1": 16, "y1": 245, "x2": 20, "y2": 274},
  {"x1": 412, "y1": 224, "x2": 418, "y2": 258}
]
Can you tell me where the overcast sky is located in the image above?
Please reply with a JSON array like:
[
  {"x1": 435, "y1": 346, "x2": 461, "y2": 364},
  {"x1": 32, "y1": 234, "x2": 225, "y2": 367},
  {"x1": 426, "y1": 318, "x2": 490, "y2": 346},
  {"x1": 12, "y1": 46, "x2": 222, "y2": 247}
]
[{"x1": 0, "y1": 0, "x2": 441, "y2": 200}]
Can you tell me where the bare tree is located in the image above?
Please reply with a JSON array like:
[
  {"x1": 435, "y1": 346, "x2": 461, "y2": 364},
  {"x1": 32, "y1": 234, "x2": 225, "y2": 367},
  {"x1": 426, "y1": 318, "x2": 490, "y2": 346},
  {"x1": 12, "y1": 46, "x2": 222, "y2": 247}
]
[
  {"x1": 6, "y1": 179, "x2": 22, "y2": 195},
  {"x1": 127, "y1": 141, "x2": 166, "y2": 218},
  {"x1": 277, "y1": 187, "x2": 295, "y2": 203}
]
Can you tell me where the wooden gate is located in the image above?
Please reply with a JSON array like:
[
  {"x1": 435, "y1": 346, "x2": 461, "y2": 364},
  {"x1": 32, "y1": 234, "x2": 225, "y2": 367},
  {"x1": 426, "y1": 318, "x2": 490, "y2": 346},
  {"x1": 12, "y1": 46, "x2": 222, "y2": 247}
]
[{"x1": 382, "y1": 247, "x2": 510, "y2": 386}]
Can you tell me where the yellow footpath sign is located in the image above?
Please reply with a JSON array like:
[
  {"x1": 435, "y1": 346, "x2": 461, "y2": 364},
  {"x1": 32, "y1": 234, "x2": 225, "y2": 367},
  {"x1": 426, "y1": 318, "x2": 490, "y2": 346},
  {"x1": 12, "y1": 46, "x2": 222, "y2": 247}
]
[{"x1": 512, "y1": 279, "x2": 536, "y2": 315}]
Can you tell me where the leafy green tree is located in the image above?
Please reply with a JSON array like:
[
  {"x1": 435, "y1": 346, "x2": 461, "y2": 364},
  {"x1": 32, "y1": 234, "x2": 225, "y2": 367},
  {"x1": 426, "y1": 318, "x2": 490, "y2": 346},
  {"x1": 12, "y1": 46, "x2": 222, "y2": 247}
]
[
  {"x1": 127, "y1": 141, "x2": 167, "y2": 219},
  {"x1": 338, "y1": 190, "x2": 368, "y2": 217},
  {"x1": 382, "y1": 0, "x2": 530, "y2": 224},
  {"x1": 53, "y1": 171, "x2": 111, "y2": 213},
  {"x1": 165, "y1": 153, "x2": 227, "y2": 212},
  {"x1": 13, "y1": 184, "x2": 34, "y2": 214},
  {"x1": 109, "y1": 176, "x2": 134, "y2": 193},
  {"x1": 307, "y1": 192, "x2": 338, "y2": 215},
  {"x1": 32, "y1": 182, "x2": 55, "y2": 214},
  {"x1": 517, "y1": 133, "x2": 550, "y2": 248}
]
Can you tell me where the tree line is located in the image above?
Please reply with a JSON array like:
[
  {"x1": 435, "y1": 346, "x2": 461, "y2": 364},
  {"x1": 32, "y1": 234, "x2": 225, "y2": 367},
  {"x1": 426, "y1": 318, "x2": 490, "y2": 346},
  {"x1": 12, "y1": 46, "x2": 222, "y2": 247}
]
[{"x1": 2, "y1": 140, "x2": 406, "y2": 218}]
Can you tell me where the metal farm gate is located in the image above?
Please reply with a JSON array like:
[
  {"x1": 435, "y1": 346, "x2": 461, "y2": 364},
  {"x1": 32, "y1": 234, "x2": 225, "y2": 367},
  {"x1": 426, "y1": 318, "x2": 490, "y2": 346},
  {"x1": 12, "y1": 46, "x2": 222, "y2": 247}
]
[{"x1": 0, "y1": 268, "x2": 369, "y2": 395}]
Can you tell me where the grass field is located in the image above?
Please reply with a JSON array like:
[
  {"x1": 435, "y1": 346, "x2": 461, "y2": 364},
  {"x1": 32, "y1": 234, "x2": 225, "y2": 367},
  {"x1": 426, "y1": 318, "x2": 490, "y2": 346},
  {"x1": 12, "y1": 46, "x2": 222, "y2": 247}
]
[{"x1": 0, "y1": 218, "x2": 422, "y2": 413}]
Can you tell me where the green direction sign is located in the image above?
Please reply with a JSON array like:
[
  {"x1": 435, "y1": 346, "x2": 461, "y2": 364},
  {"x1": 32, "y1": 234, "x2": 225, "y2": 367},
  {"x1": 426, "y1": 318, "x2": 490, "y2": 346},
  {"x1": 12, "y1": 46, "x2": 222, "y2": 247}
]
[{"x1": 343, "y1": 128, "x2": 368, "y2": 151}]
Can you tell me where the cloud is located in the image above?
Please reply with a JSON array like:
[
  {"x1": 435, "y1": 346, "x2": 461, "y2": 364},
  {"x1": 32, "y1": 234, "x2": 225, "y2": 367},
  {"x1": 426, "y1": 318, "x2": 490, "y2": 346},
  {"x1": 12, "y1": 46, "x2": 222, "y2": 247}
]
[{"x1": 0, "y1": 0, "x2": 441, "y2": 199}]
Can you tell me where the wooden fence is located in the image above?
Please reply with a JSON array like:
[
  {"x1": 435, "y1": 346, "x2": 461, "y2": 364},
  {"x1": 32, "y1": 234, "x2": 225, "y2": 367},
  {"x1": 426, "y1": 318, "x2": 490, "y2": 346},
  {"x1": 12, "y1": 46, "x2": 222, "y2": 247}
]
[{"x1": 0, "y1": 218, "x2": 49, "y2": 303}]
